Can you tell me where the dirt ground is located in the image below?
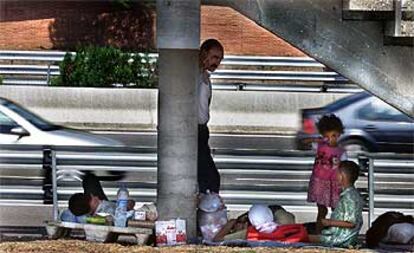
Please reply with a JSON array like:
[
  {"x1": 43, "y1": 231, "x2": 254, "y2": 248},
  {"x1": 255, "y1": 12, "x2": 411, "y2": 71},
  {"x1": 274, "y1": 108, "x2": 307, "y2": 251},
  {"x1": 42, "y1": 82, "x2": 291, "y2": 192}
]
[{"x1": 0, "y1": 240, "x2": 374, "y2": 253}]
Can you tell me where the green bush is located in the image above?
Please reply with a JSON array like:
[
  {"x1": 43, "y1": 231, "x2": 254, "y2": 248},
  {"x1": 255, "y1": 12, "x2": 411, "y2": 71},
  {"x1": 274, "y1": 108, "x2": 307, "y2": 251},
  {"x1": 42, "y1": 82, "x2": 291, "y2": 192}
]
[
  {"x1": 52, "y1": 46, "x2": 158, "y2": 88},
  {"x1": 0, "y1": 75, "x2": 3, "y2": 85}
]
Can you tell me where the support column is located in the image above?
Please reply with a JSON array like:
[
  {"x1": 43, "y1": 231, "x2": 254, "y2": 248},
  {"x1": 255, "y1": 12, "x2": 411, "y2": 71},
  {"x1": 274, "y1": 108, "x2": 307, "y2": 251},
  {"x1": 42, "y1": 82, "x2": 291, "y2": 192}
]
[{"x1": 156, "y1": 0, "x2": 200, "y2": 239}]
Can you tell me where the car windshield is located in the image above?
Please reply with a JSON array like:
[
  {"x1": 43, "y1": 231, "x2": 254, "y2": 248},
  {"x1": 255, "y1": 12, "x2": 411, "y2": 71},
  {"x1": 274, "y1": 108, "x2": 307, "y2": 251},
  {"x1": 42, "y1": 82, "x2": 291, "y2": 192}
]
[
  {"x1": 325, "y1": 92, "x2": 369, "y2": 111},
  {"x1": 3, "y1": 101, "x2": 61, "y2": 131},
  {"x1": 358, "y1": 97, "x2": 413, "y2": 122}
]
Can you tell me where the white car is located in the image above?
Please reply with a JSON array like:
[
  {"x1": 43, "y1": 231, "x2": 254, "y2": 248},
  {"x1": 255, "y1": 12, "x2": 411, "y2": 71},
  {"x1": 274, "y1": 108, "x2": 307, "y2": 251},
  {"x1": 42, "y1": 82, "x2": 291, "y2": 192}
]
[{"x1": 0, "y1": 97, "x2": 123, "y2": 146}]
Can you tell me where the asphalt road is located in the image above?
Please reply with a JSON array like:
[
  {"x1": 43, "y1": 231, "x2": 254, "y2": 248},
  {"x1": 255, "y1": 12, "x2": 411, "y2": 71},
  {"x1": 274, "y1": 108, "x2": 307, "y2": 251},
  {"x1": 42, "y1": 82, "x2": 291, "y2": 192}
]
[{"x1": 93, "y1": 131, "x2": 297, "y2": 150}]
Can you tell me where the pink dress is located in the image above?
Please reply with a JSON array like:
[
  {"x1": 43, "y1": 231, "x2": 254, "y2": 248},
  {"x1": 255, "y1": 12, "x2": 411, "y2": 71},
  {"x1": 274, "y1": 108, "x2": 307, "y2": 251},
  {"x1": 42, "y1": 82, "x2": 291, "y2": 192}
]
[{"x1": 307, "y1": 141, "x2": 345, "y2": 208}]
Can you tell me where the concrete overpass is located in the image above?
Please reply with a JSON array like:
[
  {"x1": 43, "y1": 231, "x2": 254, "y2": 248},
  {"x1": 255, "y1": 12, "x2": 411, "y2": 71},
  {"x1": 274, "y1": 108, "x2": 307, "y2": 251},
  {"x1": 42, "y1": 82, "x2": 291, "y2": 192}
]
[{"x1": 204, "y1": 0, "x2": 414, "y2": 117}]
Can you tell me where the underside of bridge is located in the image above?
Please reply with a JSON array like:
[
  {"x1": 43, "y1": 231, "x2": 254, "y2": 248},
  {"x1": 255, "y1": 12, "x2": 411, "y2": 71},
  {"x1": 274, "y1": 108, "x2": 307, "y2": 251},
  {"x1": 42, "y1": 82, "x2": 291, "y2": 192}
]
[{"x1": 204, "y1": 0, "x2": 414, "y2": 117}]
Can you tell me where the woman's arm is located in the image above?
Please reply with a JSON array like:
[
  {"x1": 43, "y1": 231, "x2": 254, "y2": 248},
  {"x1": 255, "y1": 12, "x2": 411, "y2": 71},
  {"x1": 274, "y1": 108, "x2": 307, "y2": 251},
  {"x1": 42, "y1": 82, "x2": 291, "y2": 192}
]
[{"x1": 322, "y1": 218, "x2": 355, "y2": 228}]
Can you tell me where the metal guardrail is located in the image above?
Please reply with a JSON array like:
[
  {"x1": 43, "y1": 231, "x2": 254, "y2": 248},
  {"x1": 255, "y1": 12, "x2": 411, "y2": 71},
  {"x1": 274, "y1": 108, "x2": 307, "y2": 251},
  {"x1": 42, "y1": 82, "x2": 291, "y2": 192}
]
[
  {"x1": 0, "y1": 144, "x2": 413, "y2": 225},
  {"x1": 0, "y1": 51, "x2": 68, "y2": 62},
  {"x1": 220, "y1": 55, "x2": 325, "y2": 67},
  {"x1": 0, "y1": 50, "x2": 361, "y2": 93},
  {"x1": 212, "y1": 83, "x2": 361, "y2": 93},
  {"x1": 0, "y1": 65, "x2": 60, "y2": 75},
  {"x1": 212, "y1": 69, "x2": 347, "y2": 82}
]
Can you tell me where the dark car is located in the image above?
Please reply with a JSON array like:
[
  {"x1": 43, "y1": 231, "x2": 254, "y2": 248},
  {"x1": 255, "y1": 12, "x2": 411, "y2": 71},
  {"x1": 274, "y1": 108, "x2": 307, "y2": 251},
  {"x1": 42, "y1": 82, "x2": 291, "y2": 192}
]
[{"x1": 296, "y1": 92, "x2": 414, "y2": 153}]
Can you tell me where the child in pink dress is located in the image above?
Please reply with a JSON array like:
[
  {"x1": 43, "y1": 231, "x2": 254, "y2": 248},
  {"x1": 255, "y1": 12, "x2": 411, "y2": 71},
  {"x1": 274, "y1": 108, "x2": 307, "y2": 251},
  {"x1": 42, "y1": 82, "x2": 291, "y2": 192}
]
[{"x1": 307, "y1": 114, "x2": 347, "y2": 233}]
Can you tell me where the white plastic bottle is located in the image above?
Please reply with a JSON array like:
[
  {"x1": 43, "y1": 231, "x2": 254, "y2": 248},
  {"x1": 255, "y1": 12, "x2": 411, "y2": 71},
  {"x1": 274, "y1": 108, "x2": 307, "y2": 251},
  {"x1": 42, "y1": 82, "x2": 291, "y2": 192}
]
[{"x1": 114, "y1": 185, "x2": 129, "y2": 227}]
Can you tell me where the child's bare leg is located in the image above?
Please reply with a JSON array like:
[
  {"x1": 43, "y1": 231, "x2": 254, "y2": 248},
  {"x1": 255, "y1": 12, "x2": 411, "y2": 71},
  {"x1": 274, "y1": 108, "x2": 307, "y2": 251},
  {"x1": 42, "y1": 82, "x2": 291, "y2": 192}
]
[
  {"x1": 317, "y1": 204, "x2": 328, "y2": 220},
  {"x1": 316, "y1": 204, "x2": 328, "y2": 234},
  {"x1": 307, "y1": 234, "x2": 321, "y2": 243}
]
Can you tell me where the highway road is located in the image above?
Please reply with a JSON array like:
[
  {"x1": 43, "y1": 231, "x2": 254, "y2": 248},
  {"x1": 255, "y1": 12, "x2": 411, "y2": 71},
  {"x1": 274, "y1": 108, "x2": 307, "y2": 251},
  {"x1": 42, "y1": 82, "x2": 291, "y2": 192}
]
[{"x1": 94, "y1": 131, "x2": 297, "y2": 150}]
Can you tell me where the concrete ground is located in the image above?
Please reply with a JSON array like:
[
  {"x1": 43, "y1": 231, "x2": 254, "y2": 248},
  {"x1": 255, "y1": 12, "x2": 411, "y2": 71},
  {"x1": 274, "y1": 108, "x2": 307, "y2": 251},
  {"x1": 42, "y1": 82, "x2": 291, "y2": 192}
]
[{"x1": 0, "y1": 239, "x2": 373, "y2": 253}]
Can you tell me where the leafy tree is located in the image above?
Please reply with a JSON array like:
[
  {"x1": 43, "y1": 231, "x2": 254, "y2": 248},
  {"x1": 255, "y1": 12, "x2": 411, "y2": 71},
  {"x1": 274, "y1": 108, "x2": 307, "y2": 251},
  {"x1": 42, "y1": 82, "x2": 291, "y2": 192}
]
[{"x1": 52, "y1": 46, "x2": 158, "y2": 88}]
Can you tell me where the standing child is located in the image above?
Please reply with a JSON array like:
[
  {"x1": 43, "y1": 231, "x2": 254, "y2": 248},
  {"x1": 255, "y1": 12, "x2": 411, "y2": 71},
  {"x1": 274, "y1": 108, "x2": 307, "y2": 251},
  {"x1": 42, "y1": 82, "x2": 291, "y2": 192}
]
[{"x1": 307, "y1": 114, "x2": 347, "y2": 233}]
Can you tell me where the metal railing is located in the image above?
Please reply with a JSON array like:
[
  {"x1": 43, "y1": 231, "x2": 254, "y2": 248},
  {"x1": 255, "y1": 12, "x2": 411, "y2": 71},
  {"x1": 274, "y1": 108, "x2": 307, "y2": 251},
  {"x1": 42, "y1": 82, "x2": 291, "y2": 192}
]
[
  {"x1": 0, "y1": 50, "x2": 361, "y2": 93},
  {"x1": 0, "y1": 144, "x2": 413, "y2": 225}
]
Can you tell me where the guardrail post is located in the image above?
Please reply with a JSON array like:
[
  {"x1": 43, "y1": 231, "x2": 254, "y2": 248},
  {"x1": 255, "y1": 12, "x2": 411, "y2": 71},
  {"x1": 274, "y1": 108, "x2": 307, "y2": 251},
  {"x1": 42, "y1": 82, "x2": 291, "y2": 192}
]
[
  {"x1": 51, "y1": 150, "x2": 58, "y2": 221},
  {"x1": 46, "y1": 64, "x2": 51, "y2": 85},
  {"x1": 358, "y1": 155, "x2": 374, "y2": 227},
  {"x1": 367, "y1": 157, "x2": 375, "y2": 227},
  {"x1": 42, "y1": 148, "x2": 53, "y2": 205},
  {"x1": 43, "y1": 148, "x2": 58, "y2": 221}
]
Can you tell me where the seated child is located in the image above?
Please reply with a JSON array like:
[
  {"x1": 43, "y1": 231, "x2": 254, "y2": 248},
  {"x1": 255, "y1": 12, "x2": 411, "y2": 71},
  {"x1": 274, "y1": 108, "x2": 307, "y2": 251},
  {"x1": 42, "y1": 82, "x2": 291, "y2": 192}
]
[{"x1": 308, "y1": 161, "x2": 364, "y2": 247}]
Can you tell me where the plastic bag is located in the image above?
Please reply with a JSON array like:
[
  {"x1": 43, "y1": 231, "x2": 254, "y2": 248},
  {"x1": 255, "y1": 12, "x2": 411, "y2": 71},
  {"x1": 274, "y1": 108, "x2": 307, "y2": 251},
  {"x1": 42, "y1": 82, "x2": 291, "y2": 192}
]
[
  {"x1": 198, "y1": 191, "x2": 224, "y2": 213},
  {"x1": 198, "y1": 192, "x2": 227, "y2": 241},
  {"x1": 199, "y1": 208, "x2": 228, "y2": 241}
]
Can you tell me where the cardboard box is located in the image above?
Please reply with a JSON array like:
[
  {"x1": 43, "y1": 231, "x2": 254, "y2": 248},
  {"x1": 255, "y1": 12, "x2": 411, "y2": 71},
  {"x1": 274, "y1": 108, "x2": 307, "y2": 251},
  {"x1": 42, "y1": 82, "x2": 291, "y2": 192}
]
[
  {"x1": 155, "y1": 219, "x2": 187, "y2": 246},
  {"x1": 175, "y1": 219, "x2": 186, "y2": 245}
]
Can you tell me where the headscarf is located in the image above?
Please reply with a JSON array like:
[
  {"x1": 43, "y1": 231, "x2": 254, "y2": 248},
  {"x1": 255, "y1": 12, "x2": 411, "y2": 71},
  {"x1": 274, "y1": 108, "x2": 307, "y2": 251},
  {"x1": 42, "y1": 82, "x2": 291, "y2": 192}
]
[{"x1": 248, "y1": 204, "x2": 278, "y2": 233}]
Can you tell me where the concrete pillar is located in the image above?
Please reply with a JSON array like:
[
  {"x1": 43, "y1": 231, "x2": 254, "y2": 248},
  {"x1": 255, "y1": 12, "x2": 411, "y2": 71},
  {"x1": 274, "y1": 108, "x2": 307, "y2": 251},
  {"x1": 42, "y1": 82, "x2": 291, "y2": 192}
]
[{"x1": 156, "y1": 0, "x2": 200, "y2": 239}]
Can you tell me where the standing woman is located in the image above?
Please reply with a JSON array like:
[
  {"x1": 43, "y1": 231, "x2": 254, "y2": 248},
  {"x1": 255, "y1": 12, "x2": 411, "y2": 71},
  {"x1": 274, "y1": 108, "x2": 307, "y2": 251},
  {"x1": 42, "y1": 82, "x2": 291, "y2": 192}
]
[{"x1": 198, "y1": 39, "x2": 224, "y2": 193}]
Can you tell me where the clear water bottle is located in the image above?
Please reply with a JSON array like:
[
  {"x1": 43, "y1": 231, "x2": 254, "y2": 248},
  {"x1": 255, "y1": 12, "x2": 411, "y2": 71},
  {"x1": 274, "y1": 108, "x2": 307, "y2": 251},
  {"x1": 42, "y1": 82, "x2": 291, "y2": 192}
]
[{"x1": 114, "y1": 185, "x2": 129, "y2": 227}]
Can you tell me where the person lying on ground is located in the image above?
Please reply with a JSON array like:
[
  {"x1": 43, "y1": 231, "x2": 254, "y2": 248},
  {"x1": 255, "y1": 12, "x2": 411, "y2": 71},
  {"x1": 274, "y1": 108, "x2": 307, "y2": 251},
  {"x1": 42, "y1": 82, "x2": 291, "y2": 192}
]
[
  {"x1": 62, "y1": 173, "x2": 134, "y2": 220},
  {"x1": 366, "y1": 211, "x2": 414, "y2": 248},
  {"x1": 213, "y1": 204, "x2": 295, "y2": 241},
  {"x1": 307, "y1": 161, "x2": 364, "y2": 248}
]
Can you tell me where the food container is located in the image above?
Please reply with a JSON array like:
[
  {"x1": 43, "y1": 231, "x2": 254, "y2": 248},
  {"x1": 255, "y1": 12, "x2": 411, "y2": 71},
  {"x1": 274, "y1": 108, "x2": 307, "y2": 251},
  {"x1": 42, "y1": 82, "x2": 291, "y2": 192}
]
[{"x1": 155, "y1": 219, "x2": 186, "y2": 246}]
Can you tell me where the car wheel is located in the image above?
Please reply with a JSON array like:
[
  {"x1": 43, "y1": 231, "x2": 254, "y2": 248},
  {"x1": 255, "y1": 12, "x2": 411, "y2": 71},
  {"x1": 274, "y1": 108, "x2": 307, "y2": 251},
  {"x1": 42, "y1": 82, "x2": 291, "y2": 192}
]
[{"x1": 342, "y1": 139, "x2": 370, "y2": 153}]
